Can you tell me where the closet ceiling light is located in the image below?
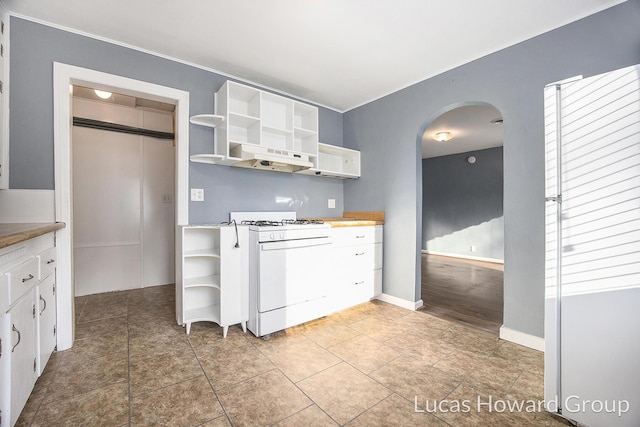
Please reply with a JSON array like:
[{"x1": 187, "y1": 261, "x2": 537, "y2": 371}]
[{"x1": 94, "y1": 89, "x2": 112, "y2": 99}]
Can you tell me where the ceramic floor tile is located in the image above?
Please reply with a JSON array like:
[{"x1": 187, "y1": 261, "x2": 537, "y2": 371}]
[
  {"x1": 348, "y1": 316, "x2": 404, "y2": 342},
  {"x1": 58, "y1": 333, "x2": 128, "y2": 365},
  {"x1": 44, "y1": 351, "x2": 128, "y2": 403},
  {"x1": 302, "y1": 319, "x2": 360, "y2": 348},
  {"x1": 197, "y1": 344, "x2": 276, "y2": 389},
  {"x1": 297, "y1": 362, "x2": 392, "y2": 425},
  {"x1": 433, "y1": 349, "x2": 492, "y2": 379},
  {"x1": 438, "y1": 323, "x2": 501, "y2": 354},
  {"x1": 217, "y1": 369, "x2": 312, "y2": 427},
  {"x1": 31, "y1": 382, "x2": 129, "y2": 427},
  {"x1": 15, "y1": 385, "x2": 47, "y2": 427},
  {"x1": 330, "y1": 302, "x2": 384, "y2": 325},
  {"x1": 385, "y1": 330, "x2": 457, "y2": 364},
  {"x1": 129, "y1": 347, "x2": 203, "y2": 396},
  {"x1": 74, "y1": 314, "x2": 128, "y2": 339},
  {"x1": 505, "y1": 370, "x2": 545, "y2": 402},
  {"x1": 346, "y1": 393, "x2": 450, "y2": 427},
  {"x1": 370, "y1": 355, "x2": 460, "y2": 402},
  {"x1": 130, "y1": 376, "x2": 223, "y2": 427},
  {"x1": 187, "y1": 321, "x2": 251, "y2": 350},
  {"x1": 368, "y1": 299, "x2": 414, "y2": 320},
  {"x1": 199, "y1": 415, "x2": 233, "y2": 427},
  {"x1": 128, "y1": 329, "x2": 192, "y2": 360},
  {"x1": 491, "y1": 340, "x2": 544, "y2": 376},
  {"x1": 328, "y1": 335, "x2": 401, "y2": 374},
  {"x1": 273, "y1": 404, "x2": 338, "y2": 427},
  {"x1": 463, "y1": 356, "x2": 522, "y2": 396},
  {"x1": 77, "y1": 300, "x2": 128, "y2": 323},
  {"x1": 261, "y1": 338, "x2": 341, "y2": 382},
  {"x1": 393, "y1": 311, "x2": 454, "y2": 333}
]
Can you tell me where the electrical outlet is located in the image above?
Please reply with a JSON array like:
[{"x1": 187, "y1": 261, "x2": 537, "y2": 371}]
[
  {"x1": 190, "y1": 188, "x2": 204, "y2": 201},
  {"x1": 162, "y1": 194, "x2": 173, "y2": 203},
  {"x1": 328, "y1": 198, "x2": 336, "y2": 209},
  {"x1": 470, "y1": 245, "x2": 476, "y2": 252}
]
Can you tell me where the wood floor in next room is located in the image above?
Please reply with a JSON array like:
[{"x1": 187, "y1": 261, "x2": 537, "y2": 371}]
[
  {"x1": 421, "y1": 253, "x2": 504, "y2": 334},
  {"x1": 15, "y1": 284, "x2": 571, "y2": 426}
]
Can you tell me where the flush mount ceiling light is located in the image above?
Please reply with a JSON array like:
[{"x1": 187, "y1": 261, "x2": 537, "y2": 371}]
[
  {"x1": 94, "y1": 89, "x2": 112, "y2": 99},
  {"x1": 433, "y1": 131, "x2": 453, "y2": 142}
]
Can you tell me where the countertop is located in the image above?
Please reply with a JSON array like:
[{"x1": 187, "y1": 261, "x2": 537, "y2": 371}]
[
  {"x1": 0, "y1": 223, "x2": 66, "y2": 250},
  {"x1": 310, "y1": 211, "x2": 385, "y2": 227}
]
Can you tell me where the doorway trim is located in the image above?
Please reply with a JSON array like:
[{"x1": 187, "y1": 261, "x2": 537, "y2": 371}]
[{"x1": 53, "y1": 62, "x2": 190, "y2": 350}]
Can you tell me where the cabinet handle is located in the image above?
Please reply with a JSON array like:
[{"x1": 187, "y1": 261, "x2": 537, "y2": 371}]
[
  {"x1": 11, "y1": 324, "x2": 21, "y2": 352},
  {"x1": 355, "y1": 281, "x2": 364, "y2": 285},
  {"x1": 355, "y1": 235, "x2": 365, "y2": 239},
  {"x1": 355, "y1": 252, "x2": 365, "y2": 256},
  {"x1": 46, "y1": 259, "x2": 55, "y2": 265},
  {"x1": 39, "y1": 294, "x2": 47, "y2": 315},
  {"x1": 22, "y1": 274, "x2": 34, "y2": 283}
]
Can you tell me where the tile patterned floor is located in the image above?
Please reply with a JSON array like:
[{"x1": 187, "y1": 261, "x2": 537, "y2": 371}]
[{"x1": 16, "y1": 285, "x2": 572, "y2": 426}]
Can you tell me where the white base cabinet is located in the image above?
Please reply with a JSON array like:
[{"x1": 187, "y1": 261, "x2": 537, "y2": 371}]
[
  {"x1": 331, "y1": 226, "x2": 383, "y2": 311},
  {"x1": 0, "y1": 232, "x2": 57, "y2": 426},
  {"x1": 176, "y1": 225, "x2": 249, "y2": 337}
]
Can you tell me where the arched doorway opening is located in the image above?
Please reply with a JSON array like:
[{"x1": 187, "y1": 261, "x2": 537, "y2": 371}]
[{"x1": 418, "y1": 103, "x2": 504, "y2": 333}]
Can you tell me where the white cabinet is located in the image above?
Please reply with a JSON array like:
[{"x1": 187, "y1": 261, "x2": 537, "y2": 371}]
[
  {"x1": 0, "y1": 232, "x2": 56, "y2": 426},
  {"x1": 191, "y1": 81, "x2": 319, "y2": 172},
  {"x1": 331, "y1": 226, "x2": 383, "y2": 311},
  {"x1": 176, "y1": 225, "x2": 249, "y2": 337},
  {"x1": 298, "y1": 143, "x2": 361, "y2": 179},
  {"x1": 8, "y1": 287, "x2": 37, "y2": 427},
  {"x1": 37, "y1": 274, "x2": 56, "y2": 376}
]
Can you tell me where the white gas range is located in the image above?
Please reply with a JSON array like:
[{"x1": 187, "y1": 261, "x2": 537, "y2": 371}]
[{"x1": 229, "y1": 212, "x2": 333, "y2": 337}]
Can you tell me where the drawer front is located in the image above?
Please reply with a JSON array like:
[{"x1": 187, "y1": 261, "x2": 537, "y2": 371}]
[
  {"x1": 38, "y1": 247, "x2": 57, "y2": 280},
  {"x1": 331, "y1": 226, "x2": 382, "y2": 246},
  {"x1": 7, "y1": 257, "x2": 39, "y2": 305}
]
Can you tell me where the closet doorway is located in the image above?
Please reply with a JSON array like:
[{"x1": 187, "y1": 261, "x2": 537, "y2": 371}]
[{"x1": 72, "y1": 87, "x2": 176, "y2": 296}]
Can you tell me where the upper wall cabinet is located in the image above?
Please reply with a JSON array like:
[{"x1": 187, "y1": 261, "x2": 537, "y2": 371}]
[{"x1": 190, "y1": 80, "x2": 360, "y2": 178}]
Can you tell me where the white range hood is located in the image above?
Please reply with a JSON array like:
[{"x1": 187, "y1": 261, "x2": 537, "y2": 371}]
[{"x1": 230, "y1": 144, "x2": 313, "y2": 173}]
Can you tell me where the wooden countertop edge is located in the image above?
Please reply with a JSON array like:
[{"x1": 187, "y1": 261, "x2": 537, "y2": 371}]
[
  {"x1": 326, "y1": 220, "x2": 384, "y2": 227},
  {"x1": 0, "y1": 222, "x2": 67, "y2": 249}
]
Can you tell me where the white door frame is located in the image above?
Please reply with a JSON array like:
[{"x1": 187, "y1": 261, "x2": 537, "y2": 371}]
[{"x1": 53, "y1": 63, "x2": 190, "y2": 350}]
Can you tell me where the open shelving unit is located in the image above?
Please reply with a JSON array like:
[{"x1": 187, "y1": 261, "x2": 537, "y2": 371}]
[
  {"x1": 189, "y1": 80, "x2": 360, "y2": 178},
  {"x1": 176, "y1": 225, "x2": 248, "y2": 337}
]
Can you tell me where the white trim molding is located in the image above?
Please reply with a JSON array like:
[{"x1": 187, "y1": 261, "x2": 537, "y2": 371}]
[
  {"x1": 376, "y1": 293, "x2": 424, "y2": 311},
  {"x1": 422, "y1": 250, "x2": 504, "y2": 264},
  {"x1": 53, "y1": 62, "x2": 189, "y2": 350},
  {"x1": 500, "y1": 326, "x2": 545, "y2": 352}
]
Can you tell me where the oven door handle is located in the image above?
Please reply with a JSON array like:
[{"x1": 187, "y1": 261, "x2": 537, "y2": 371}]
[{"x1": 260, "y1": 238, "x2": 331, "y2": 251}]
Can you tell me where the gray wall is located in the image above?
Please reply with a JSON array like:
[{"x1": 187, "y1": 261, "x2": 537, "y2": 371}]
[
  {"x1": 423, "y1": 147, "x2": 503, "y2": 260},
  {"x1": 344, "y1": 0, "x2": 640, "y2": 337},
  {"x1": 8, "y1": 17, "x2": 344, "y2": 223}
]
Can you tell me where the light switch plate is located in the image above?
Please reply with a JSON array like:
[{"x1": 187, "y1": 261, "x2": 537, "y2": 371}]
[{"x1": 328, "y1": 198, "x2": 336, "y2": 209}]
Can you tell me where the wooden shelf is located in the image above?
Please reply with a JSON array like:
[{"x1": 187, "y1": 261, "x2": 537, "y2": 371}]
[{"x1": 185, "y1": 274, "x2": 221, "y2": 289}]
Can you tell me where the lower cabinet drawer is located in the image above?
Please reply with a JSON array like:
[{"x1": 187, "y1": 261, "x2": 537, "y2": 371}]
[
  {"x1": 38, "y1": 246, "x2": 57, "y2": 280},
  {"x1": 7, "y1": 257, "x2": 39, "y2": 305}
]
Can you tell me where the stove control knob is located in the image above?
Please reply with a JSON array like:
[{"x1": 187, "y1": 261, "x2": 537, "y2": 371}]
[
  {"x1": 279, "y1": 232, "x2": 285, "y2": 240},
  {"x1": 269, "y1": 232, "x2": 275, "y2": 240}
]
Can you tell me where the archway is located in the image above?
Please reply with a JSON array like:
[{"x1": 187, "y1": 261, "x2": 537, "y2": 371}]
[{"x1": 417, "y1": 103, "x2": 504, "y2": 333}]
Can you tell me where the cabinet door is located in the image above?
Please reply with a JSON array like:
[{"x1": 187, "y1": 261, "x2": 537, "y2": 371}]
[
  {"x1": 0, "y1": 313, "x2": 10, "y2": 426},
  {"x1": 38, "y1": 274, "x2": 56, "y2": 375},
  {"x1": 9, "y1": 287, "x2": 37, "y2": 426}
]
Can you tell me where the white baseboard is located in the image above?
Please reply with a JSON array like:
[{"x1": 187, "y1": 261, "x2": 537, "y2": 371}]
[
  {"x1": 422, "y1": 250, "x2": 504, "y2": 264},
  {"x1": 499, "y1": 326, "x2": 545, "y2": 352},
  {"x1": 0, "y1": 189, "x2": 56, "y2": 222},
  {"x1": 376, "y1": 293, "x2": 423, "y2": 311}
]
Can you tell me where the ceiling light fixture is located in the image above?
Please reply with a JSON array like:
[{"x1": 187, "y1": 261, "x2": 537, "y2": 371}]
[
  {"x1": 433, "y1": 131, "x2": 453, "y2": 142},
  {"x1": 94, "y1": 89, "x2": 112, "y2": 99}
]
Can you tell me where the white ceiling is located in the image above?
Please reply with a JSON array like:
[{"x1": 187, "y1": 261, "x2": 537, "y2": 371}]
[
  {"x1": 3, "y1": 0, "x2": 626, "y2": 112},
  {"x1": 422, "y1": 105, "x2": 503, "y2": 159}
]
